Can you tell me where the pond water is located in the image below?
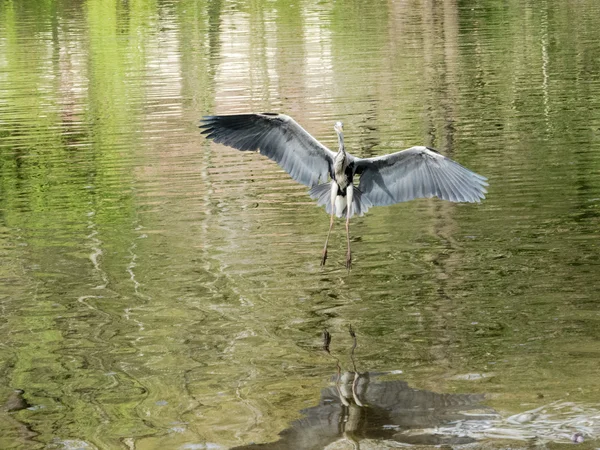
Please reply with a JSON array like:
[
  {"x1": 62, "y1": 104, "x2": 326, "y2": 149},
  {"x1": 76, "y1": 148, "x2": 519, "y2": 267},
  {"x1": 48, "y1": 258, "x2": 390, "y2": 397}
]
[{"x1": 1, "y1": 0, "x2": 600, "y2": 449}]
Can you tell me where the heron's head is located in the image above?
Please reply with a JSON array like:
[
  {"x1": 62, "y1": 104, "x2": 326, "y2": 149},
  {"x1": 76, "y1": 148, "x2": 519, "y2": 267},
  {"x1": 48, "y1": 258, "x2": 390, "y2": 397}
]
[{"x1": 334, "y1": 121, "x2": 344, "y2": 135}]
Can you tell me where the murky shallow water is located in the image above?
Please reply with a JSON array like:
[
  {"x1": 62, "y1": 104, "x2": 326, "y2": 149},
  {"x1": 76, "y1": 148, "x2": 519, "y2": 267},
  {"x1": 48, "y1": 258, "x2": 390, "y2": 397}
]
[{"x1": 1, "y1": 0, "x2": 600, "y2": 448}]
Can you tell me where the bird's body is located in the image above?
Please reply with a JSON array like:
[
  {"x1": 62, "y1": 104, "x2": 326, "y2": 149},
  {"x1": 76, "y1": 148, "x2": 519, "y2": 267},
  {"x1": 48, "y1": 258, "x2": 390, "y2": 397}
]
[
  {"x1": 200, "y1": 113, "x2": 488, "y2": 268},
  {"x1": 331, "y1": 122, "x2": 353, "y2": 218},
  {"x1": 333, "y1": 147, "x2": 350, "y2": 190}
]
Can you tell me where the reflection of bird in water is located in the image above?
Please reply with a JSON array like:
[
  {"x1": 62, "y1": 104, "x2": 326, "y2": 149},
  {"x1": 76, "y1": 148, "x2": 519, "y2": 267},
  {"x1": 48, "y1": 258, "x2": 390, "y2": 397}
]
[
  {"x1": 200, "y1": 114, "x2": 488, "y2": 269},
  {"x1": 232, "y1": 328, "x2": 496, "y2": 449}
]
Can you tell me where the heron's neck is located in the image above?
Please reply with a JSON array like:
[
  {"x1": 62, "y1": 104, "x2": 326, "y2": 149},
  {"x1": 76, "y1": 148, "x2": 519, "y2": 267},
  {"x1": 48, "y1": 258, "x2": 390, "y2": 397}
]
[
  {"x1": 334, "y1": 132, "x2": 348, "y2": 182},
  {"x1": 337, "y1": 133, "x2": 345, "y2": 156}
]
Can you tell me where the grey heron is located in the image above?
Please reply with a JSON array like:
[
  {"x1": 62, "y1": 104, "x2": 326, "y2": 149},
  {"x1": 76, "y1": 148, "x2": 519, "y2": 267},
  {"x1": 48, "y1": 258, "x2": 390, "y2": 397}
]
[{"x1": 199, "y1": 113, "x2": 488, "y2": 269}]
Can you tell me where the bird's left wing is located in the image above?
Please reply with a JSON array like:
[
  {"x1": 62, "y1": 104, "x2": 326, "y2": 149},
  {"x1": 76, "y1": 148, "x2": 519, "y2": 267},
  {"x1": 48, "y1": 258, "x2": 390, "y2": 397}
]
[
  {"x1": 200, "y1": 113, "x2": 336, "y2": 187},
  {"x1": 354, "y1": 146, "x2": 488, "y2": 206}
]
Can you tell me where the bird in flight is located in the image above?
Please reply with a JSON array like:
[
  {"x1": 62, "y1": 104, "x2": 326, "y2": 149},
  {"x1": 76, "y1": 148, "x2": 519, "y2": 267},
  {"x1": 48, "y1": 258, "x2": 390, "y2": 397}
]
[{"x1": 200, "y1": 113, "x2": 487, "y2": 269}]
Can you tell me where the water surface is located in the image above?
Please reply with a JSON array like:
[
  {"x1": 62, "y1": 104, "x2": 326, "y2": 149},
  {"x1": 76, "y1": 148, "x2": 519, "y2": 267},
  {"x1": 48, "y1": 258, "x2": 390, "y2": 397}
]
[{"x1": 1, "y1": 0, "x2": 600, "y2": 448}]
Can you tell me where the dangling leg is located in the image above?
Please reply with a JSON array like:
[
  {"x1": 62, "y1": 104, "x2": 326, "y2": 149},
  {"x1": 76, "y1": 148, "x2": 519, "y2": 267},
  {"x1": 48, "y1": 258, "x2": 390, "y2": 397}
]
[
  {"x1": 345, "y1": 186, "x2": 353, "y2": 270},
  {"x1": 321, "y1": 212, "x2": 335, "y2": 266},
  {"x1": 321, "y1": 183, "x2": 338, "y2": 266}
]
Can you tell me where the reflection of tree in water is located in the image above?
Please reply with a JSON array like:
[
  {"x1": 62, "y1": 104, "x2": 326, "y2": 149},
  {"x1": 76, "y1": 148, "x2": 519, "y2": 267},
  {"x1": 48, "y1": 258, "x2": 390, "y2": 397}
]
[{"x1": 233, "y1": 328, "x2": 497, "y2": 449}]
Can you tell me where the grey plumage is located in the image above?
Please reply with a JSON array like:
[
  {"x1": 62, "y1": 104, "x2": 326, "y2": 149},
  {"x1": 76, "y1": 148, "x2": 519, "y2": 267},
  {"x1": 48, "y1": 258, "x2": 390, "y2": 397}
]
[
  {"x1": 355, "y1": 146, "x2": 488, "y2": 205},
  {"x1": 200, "y1": 114, "x2": 335, "y2": 188},
  {"x1": 309, "y1": 183, "x2": 373, "y2": 217},
  {"x1": 200, "y1": 112, "x2": 488, "y2": 267},
  {"x1": 200, "y1": 113, "x2": 487, "y2": 210}
]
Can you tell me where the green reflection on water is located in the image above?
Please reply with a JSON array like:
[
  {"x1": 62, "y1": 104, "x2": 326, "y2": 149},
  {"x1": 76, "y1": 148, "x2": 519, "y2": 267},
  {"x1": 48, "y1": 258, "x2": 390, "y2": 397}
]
[{"x1": 1, "y1": 0, "x2": 599, "y2": 448}]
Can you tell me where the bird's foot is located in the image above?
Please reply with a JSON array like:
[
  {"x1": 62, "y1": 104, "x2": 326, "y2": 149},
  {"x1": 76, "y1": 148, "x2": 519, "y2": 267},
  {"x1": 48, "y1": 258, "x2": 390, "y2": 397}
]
[
  {"x1": 346, "y1": 251, "x2": 352, "y2": 270},
  {"x1": 321, "y1": 248, "x2": 328, "y2": 266}
]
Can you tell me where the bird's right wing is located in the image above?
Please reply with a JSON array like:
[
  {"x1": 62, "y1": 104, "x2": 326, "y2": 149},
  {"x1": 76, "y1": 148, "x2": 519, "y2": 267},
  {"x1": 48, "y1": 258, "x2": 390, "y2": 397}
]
[
  {"x1": 200, "y1": 113, "x2": 336, "y2": 187},
  {"x1": 354, "y1": 146, "x2": 488, "y2": 206}
]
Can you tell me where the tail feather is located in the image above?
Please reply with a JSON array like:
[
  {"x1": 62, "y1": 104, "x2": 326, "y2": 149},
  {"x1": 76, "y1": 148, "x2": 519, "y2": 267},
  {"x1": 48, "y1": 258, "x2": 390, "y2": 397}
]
[
  {"x1": 309, "y1": 183, "x2": 372, "y2": 218},
  {"x1": 309, "y1": 182, "x2": 334, "y2": 213},
  {"x1": 352, "y1": 186, "x2": 372, "y2": 217}
]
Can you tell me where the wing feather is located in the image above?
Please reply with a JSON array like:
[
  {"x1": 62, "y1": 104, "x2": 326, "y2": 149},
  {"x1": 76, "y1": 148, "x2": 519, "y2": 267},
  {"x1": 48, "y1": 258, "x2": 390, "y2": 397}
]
[
  {"x1": 435, "y1": 163, "x2": 461, "y2": 202},
  {"x1": 424, "y1": 163, "x2": 444, "y2": 199},
  {"x1": 355, "y1": 146, "x2": 488, "y2": 206},
  {"x1": 199, "y1": 113, "x2": 336, "y2": 187}
]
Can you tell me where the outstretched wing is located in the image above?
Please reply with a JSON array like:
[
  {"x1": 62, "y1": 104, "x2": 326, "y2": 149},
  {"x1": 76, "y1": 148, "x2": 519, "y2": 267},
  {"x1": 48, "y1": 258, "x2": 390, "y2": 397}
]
[
  {"x1": 354, "y1": 146, "x2": 488, "y2": 206},
  {"x1": 200, "y1": 113, "x2": 336, "y2": 187}
]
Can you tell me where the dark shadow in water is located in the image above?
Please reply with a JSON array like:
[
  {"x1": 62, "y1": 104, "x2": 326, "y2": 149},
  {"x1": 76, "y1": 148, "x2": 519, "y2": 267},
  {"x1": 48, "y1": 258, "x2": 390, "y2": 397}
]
[
  {"x1": 1, "y1": 389, "x2": 38, "y2": 445},
  {"x1": 233, "y1": 328, "x2": 496, "y2": 449}
]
